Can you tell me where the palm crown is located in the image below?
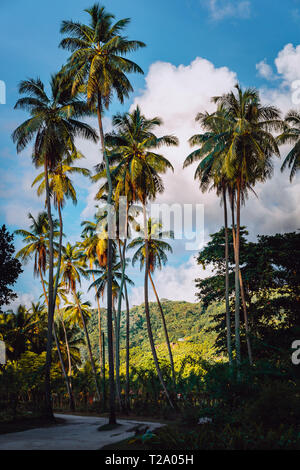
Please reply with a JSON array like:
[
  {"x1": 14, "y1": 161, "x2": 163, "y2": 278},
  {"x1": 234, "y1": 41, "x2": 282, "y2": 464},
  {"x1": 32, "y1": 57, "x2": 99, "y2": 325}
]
[{"x1": 60, "y1": 4, "x2": 145, "y2": 107}]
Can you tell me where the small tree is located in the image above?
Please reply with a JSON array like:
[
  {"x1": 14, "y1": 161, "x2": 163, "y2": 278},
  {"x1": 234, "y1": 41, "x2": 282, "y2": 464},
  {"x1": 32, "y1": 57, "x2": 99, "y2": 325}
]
[{"x1": 0, "y1": 225, "x2": 22, "y2": 312}]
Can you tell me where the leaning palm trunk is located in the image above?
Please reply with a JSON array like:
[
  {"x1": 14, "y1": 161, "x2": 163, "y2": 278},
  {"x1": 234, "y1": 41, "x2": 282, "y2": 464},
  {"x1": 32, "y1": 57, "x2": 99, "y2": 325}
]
[
  {"x1": 52, "y1": 203, "x2": 63, "y2": 315},
  {"x1": 223, "y1": 187, "x2": 233, "y2": 366},
  {"x1": 142, "y1": 203, "x2": 174, "y2": 409},
  {"x1": 53, "y1": 324, "x2": 75, "y2": 411},
  {"x1": 149, "y1": 272, "x2": 176, "y2": 386},
  {"x1": 73, "y1": 290, "x2": 100, "y2": 400},
  {"x1": 97, "y1": 92, "x2": 115, "y2": 424},
  {"x1": 92, "y1": 270, "x2": 103, "y2": 372},
  {"x1": 60, "y1": 313, "x2": 72, "y2": 378},
  {"x1": 231, "y1": 196, "x2": 253, "y2": 366},
  {"x1": 39, "y1": 267, "x2": 75, "y2": 411},
  {"x1": 124, "y1": 281, "x2": 130, "y2": 411},
  {"x1": 113, "y1": 304, "x2": 122, "y2": 409},
  {"x1": 115, "y1": 239, "x2": 128, "y2": 410},
  {"x1": 44, "y1": 159, "x2": 55, "y2": 418},
  {"x1": 233, "y1": 182, "x2": 241, "y2": 367}
]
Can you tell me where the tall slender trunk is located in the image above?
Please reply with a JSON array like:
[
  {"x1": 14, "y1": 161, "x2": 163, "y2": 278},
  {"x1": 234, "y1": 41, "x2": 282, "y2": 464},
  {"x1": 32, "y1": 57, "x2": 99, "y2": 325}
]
[
  {"x1": 124, "y1": 281, "x2": 130, "y2": 411},
  {"x1": 102, "y1": 332, "x2": 106, "y2": 410},
  {"x1": 149, "y1": 272, "x2": 176, "y2": 386},
  {"x1": 115, "y1": 238, "x2": 128, "y2": 410},
  {"x1": 52, "y1": 203, "x2": 63, "y2": 313},
  {"x1": 112, "y1": 304, "x2": 121, "y2": 409},
  {"x1": 44, "y1": 159, "x2": 54, "y2": 418},
  {"x1": 39, "y1": 266, "x2": 74, "y2": 411},
  {"x1": 53, "y1": 324, "x2": 75, "y2": 411},
  {"x1": 92, "y1": 270, "x2": 103, "y2": 372},
  {"x1": 60, "y1": 313, "x2": 72, "y2": 378},
  {"x1": 73, "y1": 290, "x2": 100, "y2": 400},
  {"x1": 223, "y1": 187, "x2": 233, "y2": 366},
  {"x1": 233, "y1": 182, "x2": 241, "y2": 367},
  {"x1": 97, "y1": 92, "x2": 115, "y2": 424},
  {"x1": 231, "y1": 196, "x2": 253, "y2": 366},
  {"x1": 142, "y1": 203, "x2": 174, "y2": 409}
]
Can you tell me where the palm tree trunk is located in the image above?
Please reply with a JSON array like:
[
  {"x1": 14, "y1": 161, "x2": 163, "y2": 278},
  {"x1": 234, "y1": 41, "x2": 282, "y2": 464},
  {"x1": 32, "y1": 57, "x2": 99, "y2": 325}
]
[
  {"x1": 52, "y1": 203, "x2": 63, "y2": 315},
  {"x1": 44, "y1": 159, "x2": 54, "y2": 418},
  {"x1": 112, "y1": 304, "x2": 121, "y2": 409},
  {"x1": 92, "y1": 271, "x2": 103, "y2": 372},
  {"x1": 115, "y1": 238, "x2": 128, "y2": 410},
  {"x1": 142, "y1": 203, "x2": 174, "y2": 409},
  {"x1": 39, "y1": 266, "x2": 74, "y2": 411},
  {"x1": 102, "y1": 332, "x2": 106, "y2": 410},
  {"x1": 124, "y1": 281, "x2": 130, "y2": 412},
  {"x1": 97, "y1": 92, "x2": 115, "y2": 424},
  {"x1": 73, "y1": 290, "x2": 100, "y2": 401},
  {"x1": 60, "y1": 314, "x2": 72, "y2": 378},
  {"x1": 149, "y1": 272, "x2": 176, "y2": 386},
  {"x1": 53, "y1": 324, "x2": 75, "y2": 411},
  {"x1": 233, "y1": 181, "x2": 241, "y2": 367},
  {"x1": 223, "y1": 187, "x2": 233, "y2": 366},
  {"x1": 231, "y1": 193, "x2": 253, "y2": 366}
]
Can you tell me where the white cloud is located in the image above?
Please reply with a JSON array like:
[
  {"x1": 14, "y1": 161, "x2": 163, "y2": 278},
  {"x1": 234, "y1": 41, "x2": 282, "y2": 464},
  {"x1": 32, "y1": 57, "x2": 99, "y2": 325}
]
[
  {"x1": 8, "y1": 292, "x2": 35, "y2": 311},
  {"x1": 256, "y1": 59, "x2": 277, "y2": 81},
  {"x1": 204, "y1": 0, "x2": 251, "y2": 21},
  {"x1": 130, "y1": 255, "x2": 214, "y2": 306},
  {"x1": 275, "y1": 43, "x2": 300, "y2": 84}
]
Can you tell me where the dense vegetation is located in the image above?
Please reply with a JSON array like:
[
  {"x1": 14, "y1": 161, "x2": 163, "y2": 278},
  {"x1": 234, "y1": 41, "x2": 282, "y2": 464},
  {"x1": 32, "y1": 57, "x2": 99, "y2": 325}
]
[{"x1": 0, "y1": 2, "x2": 299, "y2": 450}]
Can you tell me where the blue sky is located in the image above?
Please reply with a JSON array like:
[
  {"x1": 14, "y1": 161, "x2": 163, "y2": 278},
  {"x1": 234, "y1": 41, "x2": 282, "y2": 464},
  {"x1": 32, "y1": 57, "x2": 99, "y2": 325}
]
[{"x1": 1, "y1": 0, "x2": 300, "y2": 308}]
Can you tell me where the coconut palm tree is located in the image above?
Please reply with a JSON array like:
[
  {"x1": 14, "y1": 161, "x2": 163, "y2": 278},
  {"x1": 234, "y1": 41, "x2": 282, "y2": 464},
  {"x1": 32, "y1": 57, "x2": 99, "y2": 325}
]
[
  {"x1": 184, "y1": 107, "x2": 234, "y2": 365},
  {"x1": 213, "y1": 84, "x2": 282, "y2": 367},
  {"x1": 60, "y1": 3, "x2": 145, "y2": 423},
  {"x1": 277, "y1": 110, "x2": 300, "y2": 181},
  {"x1": 102, "y1": 106, "x2": 178, "y2": 407},
  {"x1": 128, "y1": 219, "x2": 176, "y2": 385},
  {"x1": 88, "y1": 256, "x2": 134, "y2": 409},
  {"x1": 32, "y1": 149, "x2": 91, "y2": 310},
  {"x1": 79, "y1": 217, "x2": 110, "y2": 372},
  {"x1": 15, "y1": 212, "x2": 75, "y2": 408},
  {"x1": 12, "y1": 73, "x2": 98, "y2": 416},
  {"x1": 59, "y1": 242, "x2": 100, "y2": 400}
]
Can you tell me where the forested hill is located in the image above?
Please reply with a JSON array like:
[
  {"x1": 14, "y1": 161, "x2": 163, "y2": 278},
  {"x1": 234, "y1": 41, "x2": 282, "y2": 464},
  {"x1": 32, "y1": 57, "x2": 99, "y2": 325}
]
[{"x1": 87, "y1": 299, "x2": 220, "y2": 359}]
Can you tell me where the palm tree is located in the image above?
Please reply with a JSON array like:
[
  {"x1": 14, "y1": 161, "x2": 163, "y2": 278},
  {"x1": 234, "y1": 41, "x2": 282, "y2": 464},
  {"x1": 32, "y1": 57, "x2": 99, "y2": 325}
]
[
  {"x1": 60, "y1": 3, "x2": 145, "y2": 423},
  {"x1": 15, "y1": 212, "x2": 59, "y2": 296},
  {"x1": 32, "y1": 149, "x2": 91, "y2": 309},
  {"x1": 92, "y1": 165, "x2": 142, "y2": 411},
  {"x1": 184, "y1": 107, "x2": 234, "y2": 365},
  {"x1": 103, "y1": 106, "x2": 178, "y2": 406},
  {"x1": 277, "y1": 110, "x2": 300, "y2": 181},
  {"x1": 128, "y1": 219, "x2": 176, "y2": 385},
  {"x1": 60, "y1": 242, "x2": 100, "y2": 400},
  {"x1": 12, "y1": 73, "x2": 97, "y2": 416},
  {"x1": 79, "y1": 217, "x2": 110, "y2": 371},
  {"x1": 1, "y1": 305, "x2": 37, "y2": 361},
  {"x1": 213, "y1": 84, "x2": 281, "y2": 367},
  {"x1": 88, "y1": 255, "x2": 134, "y2": 409},
  {"x1": 15, "y1": 212, "x2": 75, "y2": 408}
]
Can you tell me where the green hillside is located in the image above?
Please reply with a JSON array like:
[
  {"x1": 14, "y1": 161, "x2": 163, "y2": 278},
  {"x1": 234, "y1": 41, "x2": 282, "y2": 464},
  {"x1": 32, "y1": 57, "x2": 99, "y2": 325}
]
[{"x1": 86, "y1": 299, "x2": 221, "y2": 365}]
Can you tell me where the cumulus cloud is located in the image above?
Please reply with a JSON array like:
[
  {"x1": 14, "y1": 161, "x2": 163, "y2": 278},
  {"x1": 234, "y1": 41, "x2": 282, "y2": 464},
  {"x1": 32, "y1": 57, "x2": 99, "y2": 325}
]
[
  {"x1": 131, "y1": 54, "x2": 300, "y2": 237},
  {"x1": 130, "y1": 254, "x2": 214, "y2": 306},
  {"x1": 256, "y1": 59, "x2": 277, "y2": 81},
  {"x1": 204, "y1": 0, "x2": 251, "y2": 21},
  {"x1": 7, "y1": 292, "x2": 35, "y2": 311},
  {"x1": 275, "y1": 43, "x2": 300, "y2": 84}
]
